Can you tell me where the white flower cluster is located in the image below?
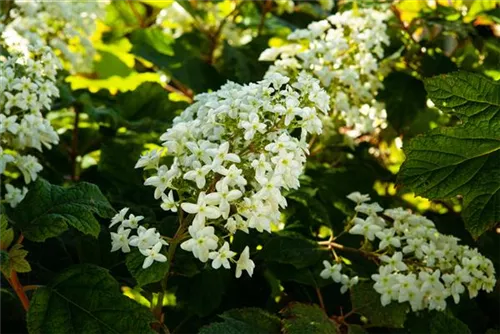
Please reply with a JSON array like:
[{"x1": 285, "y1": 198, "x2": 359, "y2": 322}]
[
  {"x1": 127, "y1": 71, "x2": 329, "y2": 277},
  {"x1": 3, "y1": 0, "x2": 108, "y2": 73},
  {"x1": 155, "y1": 1, "x2": 251, "y2": 46},
  {"x1": 320, "y1": 260, "x2": 359, "y2": 294},
  {"x1": 0, "y1": 46, "x2": 60, "y2": 207},
  {"x1": 346, "y1": 192, "x2": 496, "y2": 312},
  {"x1": 260, "y1": 9, "x2": 391, "y2": 140},
  {"x1": 109, "y1": 208, "x2": 169, "y2": 269}
]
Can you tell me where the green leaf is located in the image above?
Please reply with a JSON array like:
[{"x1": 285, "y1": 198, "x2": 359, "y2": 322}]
[
  {"x1": 281, "y1": 303, "x2": 338, "y2": 334},
  {"x1": 347, "y1": 324, "x2": 367, "y2": 334},
  {"x1": 176, "y1": 268, "x2": 229, "y2": 317},
  {"x1": 259, "y1": 232, "x2": 323, "y2": 269},
  {"x1": 398, "y1": 72, "x2": 500, "y2": 238},
  {"x1": 0, "y1": 250, "x2": 10, "y2": 275},
  {"x1": 430, "y1": 312, "x2": 470, "y2": 334},
  {"x1": 27, "y1": 264, "x2": 155, "y2": 334},
  {"x1": 350, "y1": 282, "x2": 408, "y2": 328},
  {"x1": 423, "y1": 72, "x2": 500, "y2": 123},
  {"x1": 0, "y1": 214, "x2": 14, "y2": 250},
  {"x1": 11, "y1": 179, "x2": 116, "y2": 242},
  {"x1": 379, "y1": 71, "x2": 426, "y2": 133},
  {"x1": 8, "y1": 244, "x2": 31, "y2": 273},
  {"x1": 200, "y1": 308, "x2": 281, "y2": 334},
  {"x1": 126, "y1": 248, "x2": 169, "y2": 287}
]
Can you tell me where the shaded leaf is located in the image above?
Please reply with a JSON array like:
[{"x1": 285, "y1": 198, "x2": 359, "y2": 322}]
[
  {"x1": 259, "y1": 232, "x2": 323, "y2": 269},
  {"x1": 126, "y1": 248, "x2": 169, "y2": 287},
  {"x1": 281, "y1": 303, "x2": 338, "y2": 334},
  {"x1": 11, "y1": 179, "x2": 115, "y2": 242},
  {"x1": 350, "y1": 282, "x2": 408, "y2": 328},
  {"x1": 200, "y1": 308, "x2": 281, "y2": 334},
  {"x1": 27, "y1": 264, "x2": 155, "y2": 334}
]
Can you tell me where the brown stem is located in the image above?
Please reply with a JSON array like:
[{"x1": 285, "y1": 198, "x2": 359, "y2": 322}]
[
  {"x1": 258, "y1": 0, "x2": 272, "y2": 36},
  {"x1": 321, "y1": 241, "x2": 380, "y2": 264},
  {"x1": 315, "y1": 287, "x2": 326, "y2": 312},
  {"x1": 8, "y1": 271, "x2": 30, "y2": 311},
  {"x1": 70, "y1": 104, "x2": 81, "y2": 181},
  {"x1": 207, "y1": 1, "x2": 243, "y2": 64},
  {"x1": 127, "y1": 0, "x2": 145, "y2": 28}
]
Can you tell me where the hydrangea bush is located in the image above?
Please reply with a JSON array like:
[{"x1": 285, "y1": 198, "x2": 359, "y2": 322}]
[{"x1": 1, "y1": 1, "x2": 498, "y2": 334}]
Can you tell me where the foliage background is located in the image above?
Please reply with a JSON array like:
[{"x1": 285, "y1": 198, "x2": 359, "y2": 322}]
[{"x1": 1, "y1": 0, "x2": 499, "y2": 333}]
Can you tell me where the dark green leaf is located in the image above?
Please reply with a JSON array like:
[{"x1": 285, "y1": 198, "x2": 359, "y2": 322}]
[
  {"x1": 423, "y1": 72, "x2": 500, "y2": 123},
  {"x1": 281, "y1": 303, "x2": 338, "y2": 334},
  {"x1": 430, "y1": 312, "x2": 470, "y2": 334},
  {"x1": 200, "y1": 308, "x2": 281, "y2": 334},
  {"x1": 379, "y1": 72, "x2": 426, "y2": 133},
  {"x1": 176, "y1": 268, "x2": 229, "y2": 317},
  {"x1": 350, "y1": 282, "x2": 408, "y2": 328},
  {"x1": 27, "y1": 264, "x2": 155, "y2": 334},
  {"x1": 11, "y1": 179, "x2": 115, "y2": 242},
  {"x1": 259, "y1": 232, "x2": 323, "y2": 269},
  {"x1": 126, "y1": 248, "x2": 169, "y2": 287}
]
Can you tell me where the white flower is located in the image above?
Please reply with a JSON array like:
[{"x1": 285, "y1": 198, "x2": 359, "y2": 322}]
[
  {"x1": 109, "y1": 207, "x2": 129, "y2": 228},
  {"x1": 128, "y1": 226, "x2": 162, "y2": 250},
  {"x1": 355, "y1": 202, "x2": 383, "y2": 216},
  {"x1": 122, "y1": 214, "x2": 144, "y2": 229},
  {"x1": 4, "y1": 184, "x2": 28, "y2": 208},
  {"x1": 235, "y1": 246, "x2": 255, "y2": 278},
  {"x1": 181, "y1": 192, "x2": 221, "y2": 226},
  {"x1": 347, "y1": 191, "x2": 371, "y2": 204},
  {"x1": 380, "y1": 252, "x2": 408, "y2": 272},
  {"x1": 209, "y1": 242, "x2": 236, "y2": 269},
  {"x1": 180, "y1": 224, "x2": 219, "y2": 262},
  {"x1": 183, "y1": 161, "x2": 212, "y2": 189},
  {"x1": 205, "y1": 182, "x2": 242, "y2": 219},
  {"x1": 110, "y1": 227, "x2": 131, "y2": 253},
  {"x1": 320, "y1": 261, "x2": 342, "y2": 282},
  {"x1": 135, "y1": 149, "x2": 163, "y2": 170},
  {"x1": 160, "y1": 190, "x2": 178, "y2": 212},
  {"x1": 239, "y1": 113, "x2": 266, "y2": 140},
  {"x1": 140, "y1": 242, "x2": 167, "y2": 269},
  {"x1": 209, "y1": 142, "x2": 241, "y2": 173},
  {"x1": 340, "y1": 275, "x2": 359, "y2": 294},
  {"x1": 376, "y1": 228, "x2": 401, "y2": 250},
  {"x1": 349, "y1": 217, "x2": 382, "y2": 241}
]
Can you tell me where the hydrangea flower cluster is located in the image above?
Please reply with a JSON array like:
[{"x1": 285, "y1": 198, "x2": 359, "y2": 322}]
[
  {"x1": 2, "y1": 0, "x2": 108, "y2": 73},
  {"x1": 0, "y1": 45, "x2": 60, "y2": 208},
  {"x1": 341, "y1": 192, "x2": 496, "y2": 312},
  {"x1": 114, "y1": 71, "x2": 329, "y2": 277},
  {"x1": 260, "y1": 9, "x2": 391, "y2": 141}
]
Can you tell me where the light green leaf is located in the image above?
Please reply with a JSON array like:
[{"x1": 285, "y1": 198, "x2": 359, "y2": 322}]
[
  {"x1": 8, "y1": 244, "x2": 31, "y2": 273},
  {"x1": 27, "y1": 264, "x2": 155, "y2": 334},
  {"x1": 126, "y1": 248, "x2": 169, "y2": 287},
  {"x1": 0, "y1": 214, "x2": 14, "y2": 250},
  {"x1": 398, "y1": 72, "x2": 500, "y2": 238},
  {"x1": 11, "y1": 179, "x2": 116, "y2": 242},
  {"x1": 350, "y1": 282, "x2": 408, "y2": 328},
  {"x1": 281, "y1": 303, "x2": 339, "y2": 334}
]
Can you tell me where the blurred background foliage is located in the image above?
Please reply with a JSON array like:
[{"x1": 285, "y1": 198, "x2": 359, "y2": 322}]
[{"x1": 1, "y1": 0, "x2": 499, "y2": 333}]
